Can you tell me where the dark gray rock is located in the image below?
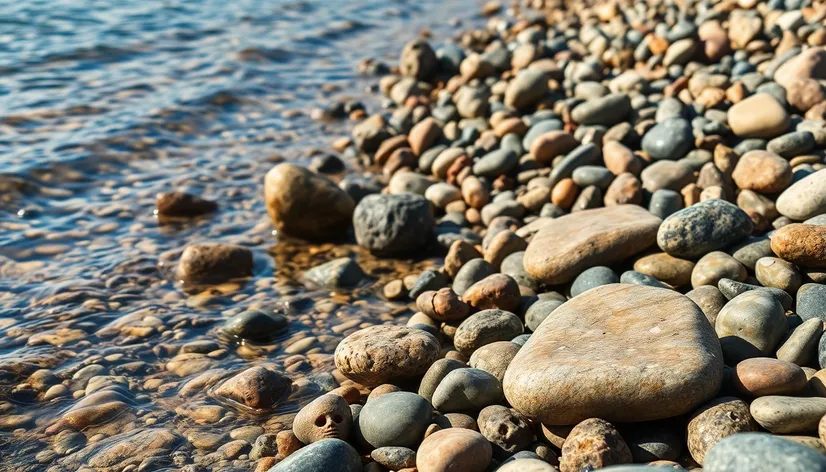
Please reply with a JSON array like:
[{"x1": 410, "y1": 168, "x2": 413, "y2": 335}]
[
  {"x1": 525, "y1": 300, "x2": 564, "y2": 332},
  {"x1": 500, "y1": 251, "x2": 538, "y2": 291},
  {"x1": 571, "y1": 266, "x2": 620, "y2": 297},
  {"x1": 408, "y1": 270, "x2": 448, "y2": 300},
  {"x1": 620, "y1": 270, "x2": 670, "y2": 288},
  {"x1": 548, "y1": 143, "x2": 601, "y2": 187},
  {"x1": 729, "y1": 236, "x2": 773, "y2": 271},
  {"x1": 798, "y1": 283, "x2": 826, "y2": 322},
  {"x1": 223, "y1": 310, "x2": 287, "y2": 341},
  {"x1": 648, "y1": 189, "x2": 683, "y2": 220},
  {"x1": 267, "y1": 438, "x2": 361, "y2": 472},
  {"x1": 621, "y1": 420, "x2": 682, "y2": 462},
  {"x1": 353, "y1": 193, "x2": 435, "y2": 256},
  {"x1": 304, "y1": 258, "x2": 365, "y2": 288},
  {"x1": 473, "y1": 149, "x2": 518, "y2": 178},
  {"x1": 432, "y1": 368, "x2": 504, "y2": 412},
  {"x1": 767, "y1": 131, "x2": 816, "y2": 158},
  {"x1": 358, "y1": 392, "x2": 433, "y2": 448},
  {"x1": 418, "y1": 358, "x2": 466, "y2": 403},
  {"x1": 642, "y1": 118, "x2": 694, "y2": 160},
  {"x1": 571, "y1": 93, "x2": 632, "y2": 126},
  {"x1": 702, "y1": 433, "x2": 826, "y2": 472},
  {"x1": 657, "y1": 199, "x2": 753, "y2": 258},
  {"x1": 717, "y1": 278, "x2": 793, "y2": 310}
]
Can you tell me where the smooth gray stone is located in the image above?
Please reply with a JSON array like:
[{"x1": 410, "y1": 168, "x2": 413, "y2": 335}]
[
  {"x1": 304, "y1": 257, "x2": 365, "y2": 288},
  {"x1": 358, "y1": 392, "x2": 432, "y2": 448},
  {"x1": 473, "y1": 149, "x2": 518, "y2": 178},
  {"x1": 798, "y1": 283, "x2": 826, "y2": 322},
  {"x1": 223, "y1": 310, "x2": 287, "y2": 341},
  {"x1": 268, "y1": 439, "x2": 361, "y2": 472},
  {"x1": 570, "y1": 266, "x2": 620, "y2": 297},
  {"x1": 571, "y1": 93, "x2": 632, "y2": 126},
  {"x1": 703, "y1": 433, "x2": 826, "y2": 472},
  {"x1": 717, "y1": 278, "x2": 793, "y2": 311},
  {"x1": 620, "y1": 270, "x2": 670, "y2": 289},
  {"x1": 729, "y1": 236, "x2": 772, "y2": 271},
  {"x1": 408, "y1": 270, "x2": 448, "y2": 300},
  {"x1": 547, "y1": 143, "x2": 601, "y2": 187},
  {"x1": 432, "y1": 368, "x2": 504, "y2": 412},
  {"x1": 648, "y1": 189, "x2": 682, "y2": 220},
  {"x1": 353, "y1": 193, "x2": 434, "y2": 256},
  {"x1": 642, "y1": 118, "x2": 694, "y2": 160},
  {"x1": 524, "y1": 300, "x2": 565, "y2": 332},
  {"x1": 453, "y1": 259, "x2": 496, "y2": 296}
]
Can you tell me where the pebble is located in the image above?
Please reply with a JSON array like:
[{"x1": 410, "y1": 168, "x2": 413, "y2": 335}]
[
  {"x1": 732, "y1": 358, "x2": 807, "y2": 397},
  {"x1": 505, "y1": 69, "x2": 549, "y2": 109},
  {"x1": 633, "y1": 253, "x2": 695, "y2": 288},
  {"x1": 657, "y1": 199, "x2": 753, "y2": 259},
  {"x1": 468, "y1": 341, "x2": 520, "y2": 382},
  {"x1": 570, "y1": 266, "x2": 620, "y2": 297},
  {"x1": 642, "y1": 118, "x2": 694, "y2": 160},
  {"x1": 304, "y1": 257, "x2": 365, "y2": 288},
  {"x1": 358, "y1": 391, "x2": 432, "y2": 448},
  {"x1": 452, "y1": 259, "x2": 496, "y2": 296},
  {"x1": 268, "y1": 438, "x2": 361, "y2": 472},
  {"x1": 559, "y1": 418, "x2": 632, "y2": 472},
  {"x1": 776, "y1": 169, "x2": 826, "y2": 221},
  {"x1": 213, "y1": 366, "x2": 291, "y2": 409},
  {"x1": 687, "y1": 397, "x2": 757, "y2": 466},
  {"x1": 462, "y1": 273, "x2": 521, "y2": 313},
  {"x1": 176, "y1": 242, "x2": 253, "y2": 284},
  {"x1": 727, "y1": 93, "x2": 790, "y2": 138},
  {"x1": 797, "y1": 283, "x2": 826, "y2": 322},
  {"x1": 453, "y1": 309, "x2": 523, "y2": 356},
  {"x1": 293, "y1": 394, "x2": 352, "y2": 444},
  {"x1": 504, "y1": 284, "x2": 722, "y2": 425},
  {"x1": 686, "y1": 285, "x2": 728, "y2": 326},
  {"x1": 155, "y1": 191, "x2": 217, "y2": 217},
  {"x1": 754, "y1": 257, "x2": 801, "y2": 293},
  {"x1": 731, "y1": 150, "x2": 792, "y2": 195},
  {"x1": 770, "y1": 224, "x2": 826, "y2": 269},
  {"x1": 750, "y1": 396, "x2": 826, "y2": 433},
  {"x1": 432, "y1": 368, "x2": 504, "y2": 412},
  {"x1": 703, "y1": 432, "x2": 826, "y2": 472},
  {"x1": 416, "y1": 428, "x2": 492, "y2": 472},
  {"x1": 223, "y1": 310, "x2": 287, "y2": 341},
  {"x1": 715, "y1": 291, "x2": 788, "y2": 362},
  {"x1": 691, "y1": 251, "x2": 747, "y2": 289},
  {"x1": 370, "y1": 446, "x2": 416, "y2": 470},
  {"x1": 777, "y1": 318, "x2": 823, "y2": 366},
  {"x1": 571, "y1": 93, "x2": 632, "y2": 126},
  {"x1": 477, "y1": 405, "x2": 532, "y2": 458},
  {"x1": 418, "y1": 359, "x2": 465, "y2": 403},
  {"x1": 353, "y1": 193, "x2": 435, "y2": 256},
  {"x1": 524, "y1": 299, "x2": 564, "y2": 332}
]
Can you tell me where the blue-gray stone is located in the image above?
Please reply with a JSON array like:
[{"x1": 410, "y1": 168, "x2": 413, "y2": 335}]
[
  {"x1": 524, "y1": 299, "x2": 565, "y2": 332},
  {"x1": 642, "y1": 118, "x2": 694, "y2": 160},
  {"x1": 353, "y1": 193, "x2": 434, "y2": 256},
  {"x1": 703, "y1": 433, "x2": 826, "y2": 472},
  {"x1": 798, "y1": 283, "x2": 826, "y2": 322},
  {"x1": 620, "y1": 270, "x2": 670, "y2": 289},
  {"x1": 767, "y1": 131, "x2": 816, "y2": 158},
  {"x1": 548, "y1": 143, "x2": 601, "y2": 187},
  {"x1": 648, "y1": 189, "x2": 682, "y2": 220},
  {"x1": 657, "y1": 199, "x2": 753, "y2": 258},
  {"x1": 408, "y1": 270, "x2": 448, "y2": 300},
  {"x1": 431, "y1": 368, "x2": 504, "y2": 412},
  {"x1": 304, "y1": 257, "x2": 365, "y2": 288},
  {"x1": 571, "y1": 93, "x2": 632, "y2": 126},
  {"x1": 358, "y1": 392, "x2": 433, "y2": 448},
  {"x1": 717, "y1": 278, "x2": 793, "y2": 311},
  {"x1": 729, "y1": 236, "x2": 772, "y2": 270},
  {"x1": 572, "y1": 166, "x2": 615, "y2": 189},
  {"x1": 501, "y1": 251, "x2": 538, "y2": 291},
  {"x1": 571, "y1": 266, "x2": 620, "y2": 297},
  {"x1": 473, "y1": 149, "x2": 518, "y2": 178},
  {"x1": 511, "y1": 334, "x2": 531, "y2": 346},
  {"x1": 523, "y1": 121, "x2": 563, "y2": 152},
  {"x1": 268, "y1": 439, "x2": 361, "y2": 472},
  {"x1": 453, "y1": 259, "x2": 496, "y2": 296}
]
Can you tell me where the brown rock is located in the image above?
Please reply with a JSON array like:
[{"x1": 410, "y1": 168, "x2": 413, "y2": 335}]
[
  {"x1": 731, "y1": 150, "x2": 792, "y2": 194},
  {"x1": 732, "y1": 358, "x2": 808, "y2": 397},
  {"x1": 551, "y1": 178, "x2": 580, "y2": 210},
  {"x1": 292, "y1": 394, "x2": 352, "y2": 444},
  {"x1": 416, "y1": 288, "x2": 470, "y2": 322},
  {"x1": 633, "y1": 252, "x2": 695, "y2": 287},
  {"x1": 484, "y1": 231, "x2": 528, "y2": 270},
  {"x1": 156, "y1": 192, "x2": 217, "y2": 218},
  {"x1": 771, "y1": 224, "x2": 826, "y2": 268},
  {"x1": 729, "y1": 13, "x2": 762, "y2": 49},
  {"x1": 462, "y1": 274, "x2": 521, "y2": 313},
  {"x1": 214, "y1": 367, "x2": 291, "y2": 409},
  {"x1": 727, "y1": 94, "x2": 790, "y2": 138},
  {"x1": 334, "y1": 325, "x2": 440, "y2": 387},
  {"x1": 699, "y1": 20, "x2": 731, "y2": 61},
  {"x1": 176, "y1": 243, "x2": 253, "y2": 284},
  {"x1": 775, "y1": 47, "x2": 826, "y2": 89},
  {"x1": 494, "y1": 117, "x2": 528, "y2": 138},
  {"x1": 786, "y1": 78, "x2": 826, "y2": 112},
  {"x1": 416, "y1": 428, "x2": 492, "y2": 472},
  {"x1": 444, "y1": 240, "x2": 483, "y2": 278},
  {"x1": 559, "y1": 418, "x2": 632, "y2": 472},
  {"x1": 691, "y1": 251, "x2": 747, "y2": 289},
  {"x1": 603, "y1": 172, "x2": 642, "y2": 206},
  {"x1": 524, "y1": 205, "x2": 662, "y2": 285},
  {"x1": 264, "y1": 163, "x2": 355, "y2": 240},
  {"x1": 374, "y1": 135, "x2": 410, "y2": 166},
  {"x1": 276, "y1": 430, "x2": 303, "y2": 458},
  {"x1": 454, "y1": 309, "x2": 523, "y2": 356},
  {"x1": 687, "y1": 397, "x2": 758, "y2": 465},
  {"x1": 530, "y1": 131, "x2": 579, "y2": 165},
  {"x1": 477, "y1": 405, "x2": 533, "y2": 458},
  {"x1": 602, "y1": 140, "x2": 642, "y2": 176},
  {"x1": 468, "y1": 341, "x2": 520, "y2": 382},
  {"x1": 461, "y1": 175, "x2": 490, "y2": 209},
  {"x1": 409, "y1": 118, "x2": 442, "y2": 156}
]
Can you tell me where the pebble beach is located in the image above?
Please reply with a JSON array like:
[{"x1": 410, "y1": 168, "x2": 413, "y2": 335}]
[{"x1": 3, "y1": 0, "x2": 826, "y2": 471}]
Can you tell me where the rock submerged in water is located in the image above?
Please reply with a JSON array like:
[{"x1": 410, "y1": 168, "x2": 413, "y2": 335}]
[
  {"x1": 213, "y1": 366, "x2": 291, "y2": 410},
  {"x1": 523, "y1": 205, "x2": 661, "y2": 285},
  {"x1": 176, "y1": 242, "x2": 253, "y2": 284},
  {"x1": 303, "y1": 257, "x2": 365, "y2": 288},
  {"x1": 503, "y1": 284, "x2": 723, "y2": 425},
  {"x1": 264, "y1": 163, "x2": 355, "y2": 240},
  {"x1": 155, "y1": 191, "x2": 217, "y2": 218},
  {"x1": 353, "y1": 193, "x2": 435, "y2": 256}
]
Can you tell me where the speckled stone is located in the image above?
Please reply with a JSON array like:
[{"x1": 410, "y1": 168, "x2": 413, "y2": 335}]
[
  {"x1": 658, "y1": 200, "x2": 753, "y2": 259},
  {"x1": 703, "y1": 433, "x2": 826, "y2": 472}
]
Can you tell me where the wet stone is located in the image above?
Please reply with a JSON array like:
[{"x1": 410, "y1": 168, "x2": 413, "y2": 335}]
[
  {"x1": 358, "y1": 391, "x2": 432, "y2": 448},
  {"x1": 223, "y1": 310, "x2": 288, "y2": 342},
  {"x1": 353, "y1": 193, "x2": 435, "y2": 256},
  {"x1": 303, "y1": 257, "x2": 365, "y2": 288}
]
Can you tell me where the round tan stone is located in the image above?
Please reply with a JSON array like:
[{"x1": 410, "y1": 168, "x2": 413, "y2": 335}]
[
  {"x1": 503, "y1": 284, "x2": 724, "y2": 425},
  {"x1": 530, "y1": 131, "x2": 579, "y2": 165},
  {"x1": 633, "y1": 252, "x2": 696, "y2": 287},
  {"x1": 727, "y1": 93, "x2": 790, "y2": 138},
  {"x1": 732, "y1": 358, "x2": 808, "y2": 397},
  {"x1": 771, "y1": 224, "x2": 826, "y2": 268},
  {"x1": 731, "y1": 150, "x2": 792, "y2": 194},
  {"x1": 687, "y1": 397, "x2": 758, "y2": 465},
  {"x1": 416, "y1": 428, "x2": 492, "y2": 472}
]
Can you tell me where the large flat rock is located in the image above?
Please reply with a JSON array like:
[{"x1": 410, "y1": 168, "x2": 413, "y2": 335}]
[
  {"x1": 503, "y1": 284, "x2": 723, "y2": 425},
  {"x1": 523, "y1": 205, "x2": 661, "y2": 285}
]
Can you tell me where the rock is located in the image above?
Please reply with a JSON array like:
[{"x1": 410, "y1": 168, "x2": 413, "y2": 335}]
[
  {"x1": 267, "y1": 438, "x2": 361, "y2": 472},
  {"x1": 642, "y1": 118, "x2": 694, "y2": 161},
  {"x1": 425, "y1": 183, "x2": 461, "y2": 208},
  {"x1": 716, "y1": 291, "x2": 788, "y2": 362},
  {"x1": 453, "y1": 259, "x2": 496, "y2": 297},
  {"x1": 603, "y1": 172, "x2": 642, "y2": 206},
  {"x1": 731, "y1": 151, "x2": 792, "y2": 194},
  {"x1": 473, "y1": 149, "x2": 517, "y2": 178},
  {"x1": 477, "y1": 405, "x2": 532, "y2": 458},
  {"x1": 223, "y1": 310, "x2": 288, "y2": 341},
  {"x1": 771, "y1": 224, "x2": 826, "y2": 268},
  {"x1": 176, "y1": 243, "x2": 253, "y2": 284},
  {"x1": 417, "y1": 288, "x2": 469, "y2": 322},
  {"x1": 687, "y1": 286, "x2": 728, "y2": 326},
  {"x1": 504, "y1": 284, "x2": 723, "y2": 425},
  {"x1": 358, "y1": 391, "x2": 432, "y2": 448},
  {"x1": 462, "y1": 274, "x2": 521, "y2": 313},
  {"x1": 409, "y1": 270, "x2": 448, "y2": 300},
  {"x1": 530, "y1": 131, "x2": 580, "y2": 165},
  {"x1": 400, "y1": 39, "x2": 437, "y2": 80},
  {"x1": 389, "y1": 171, "x2": 434, "y2": 195},
  {"x1": 371, "y1": 447, "x2": 416, "y2": 470},
  {"x1": 687, "y1": 397, "x2": 759, "y2": 465},
  {"x1": 641, "y1": 160, "x2": 695, "y2": 194},
  {"x1": 524, "y1": 205, "x2": 661, "y2": 285},
  {"x1": 754, "y1": 257, "x2": 801, "y2": 293},
  {"x1": 703, "y1": 432, "x2": 826, "y2": 472},
  {"x1": 797, "y1": 283, "x2": 826, "y2": 321},
  {"x1": 775, "y1": 47, "x2": 826, "y2": 89},
  {"x1": 648, "y1": 189, "x2": 683, "y2": 219},
  {"x1": 750, "y1": 396, "x2": 826, "y2": 433},
  {"x1": 657, "y1": 200, "x2": 753, "y2": 259},
  {"x1": 304, "y1": 258, "x2": 365, "y2": 288},
  {"x1": 777, "y1": 318, "x2": 823, "y2": 365},
  {"x1": 728, "y1": 93, "x2": 790, "y2": 138},
  {"x1": 445, "y1": 240, "x2": 483, "y2": 278},
  {"x1": 691, "y1": 251, "x2": 747, "y2": 289},
  {"x1": 634, "y1": 253, "x2": 695, "y2": 288},
  {"x1": 250, "y1": 434, "x2": 277, "y2": 460},
  {"x1": 57, "y1": 428, "x2": 182, "y2": 471},
  {"x1": 525, "y1": 299, "x2": 564, "y2": 332},
  {"x1": 559, "y1": 418, "x2": 633, "y2": 472},
  {"x1": 732, "y1": 358, "x2": 807, "y2": 397},
  {"x1": 664, "y1": 38, "x2": 698, "y2": 66},
  {"x1": 353, "y1": 194, "x2": 434, "y2": 256},
  {"x1": 453, "y1": 309, "x2": 523, "y2": 356},
  {"x1": 767, "y1": 131, "x2": 816, "y2": 158},
  {"x1": 622, "y1": 421, "x2": 682, "y2": 462},
  {"x1": 468, "y1": 341, "x2": 520, "y2": 383},
  {"x1": 409, "y1": 118, "x2": 442, "y2": 156},
  {"x1": 497, "y1": 458, "x2": 557, "y2": 471},
  {"x1": 620, "y1": 270, "x2": 670, "y2": 288},
  {"x1": 416, "y1": 428, "x2": 492, "y2": 472},
  {"x1": 505, "y1": 69, "x2": 549, "y2": 109},
  {"x1": 264, "y1": 163, "x2": 355, "y2": 240},
  {"x1": 214, "y1": 367, "x2": 291, "y2": 409},
  {"x1": 776, "y1": 170, "x2": 826, "y2": 221},
  {"x1": 293, "y1": 394, "x2": 352, "y2": 444},
  {"x1": 432, "y1": 368, "x2": 504, "y2": 412},
  {"x1": 155, "y1": 192, "x2": 217, "y2": 217},
  {"x1": 418, "y1": 359, "x2": 465, "y2": 403},
  {"x1": 570, "y1": 266, "x2": 620, "y2": 297},
  {"x1": 571, "y1": 93, "x2": 632, "y2": 126},
  {"x1": 334, "y1": 325, "x2": 440, "y2": 387}
]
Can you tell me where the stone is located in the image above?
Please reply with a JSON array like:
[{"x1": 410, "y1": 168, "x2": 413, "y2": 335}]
[
  {"x1": 657, "y1": 200, "x2": 753, "y2": 259},
  {"x1": 468, "y1": 341, "x2": 520, "y2": 382},
  {"x1": 687, "y1": 397, "x2": 758, "y2": 466},
  {"x1": 634, "y1": 253, "x2": 695, "y2": 288},
  {"x1": 445, "y1": 240, "x2": 483, "y2": 278},
  {"x1": 570, "y1": 266, "x2": 620, "y2": 297},
  {"x1": 727, "y1": 93, "x2": 790, "y2": 138},
  {"x1": 416, "y1": 428, "x2": 492, "y2": 472},
  {"x1": 453, "y1": 259, "x2": 496, "y2": 297},
  {"x1": 530, "y1": 131, "x2": 580, "y2": 166},
  {"x1": 754, "y1": 257, "x2": 801, "y2": 293},
  {"x1": 797, "y1": 283, "x2": 826, "y2": 321},
  {"x1": 462, "y1": 274, "x2": 521, "y2": 313},
  {"x1": 371, "y1": 447, "x2": 416, "y2": 470},
  {"x1": 417, "y1": 288, "x2": 469, "y2": 322},
  {"x1": 771, "y1": 224, "x2": 826, "y2": 268},
  {"x1": 224, "y1": 310, "x2": 288, "y2": 341},
  {"x1": 776, "y1": 170, "x2": 826, "y2": 221},
  {"x1": 264, "y1": 163, "x2": 355, "y2": 240},
  {"x1": 691, "y1": 251, "x2": 747, "y2": 289},
  {"x1": 642, "y1": 118, "x2": 694, "y2": 160},
  {"x1": 497, "y1": 458, "x2": 557, "y2": 471},
  {"x1": 432, "y1": 368, "x2": 504, "y2": 412},
  {"x1": 409, "y1": 270, "x2": 448, "y2": 300},
  {"x1": 353, "y1": 194, "x2": 434, "y2": 256},
  {"x1": 57, "y1": 428, "x2": 181, "y2": 471},
  {"x1": 304, "y1": 258, "x2": 365, "y2": 288},
  {"x1": 267, "y1": 438, "x2": 361, "y2": 472},
  {"x1": 418, "y1": 358, "x2": 465, "y2": 403},
  {"x1": 731, "y1": 151, "x2": 792, "y2": 194},
  {"x1": 425, "y1": 183, "x2": 461, "y2": 208},
  {"x1": 214, "y1": 367, "x2": 291, "y2": 409},
  {"x1": 176, "y1": 243, "x2": 253, "y2": 284},
  {"x1": 409, "y1": 118, "x2": 442, "y2": 156},
  {"x1": 775, "y1": 47, "x2": 826, "y2": 89},
  {"x1": 477, "y1": 405, "x2": 532, "y2": 458},
  {"x1": 686, "y1": 286, "x2": 728, "y2": 326},
  {"x1": 505, "y1": 69, "x2": 549, "y2": 109},
  {"x1": 400, "y1": 39, "x2": 437, "y2": 80},
  {"x1": 453, "y1": 309, "x2": 523, "y2": 356},
  {"x1": 777, "y1": 318, "x2": 823, "y2": 365},
  {"x1": 716, "y1": 291, "x2": 788, "y2": 362},
  {"x1": 648, "y1": 189, "x2": 683, "y2": 220},
  {"x1": 389, "y1": 171, "x2": 434, "y2": 195},
  {"x1": 504, "y1": 284, "x2": 723, "y2": 425},
  {"x1": 293, "y1": 394, "x2": 352, "y2": 444},
  {"x1": 525, "y1": 299, "x2": 564, "y2": 332},
  {"x1": 750, "y1": 396, "x2": 826, "y2": 433},
  {"x1": 559, "y1": 418, "x2": 633, "y2": 472},
  {"x1": 524, "y1": 205, "x2": 661, "y2": 285},
  {"x1": 334, "y1": 325, "x2": 440, "y2": 387},
  {"x1": 620, "y1": 270, "x2": 670, "y2": 288},
  {"x1": 571, "y1": 93, "x2": 632, "y2": 126},
  {"x1": 641, "y1": 160, "x2": 694, "y2": 194},
  {"x1": 358, "y1": 391, "x2": 432, "y2": 448},
  {"x1": 732, "y1": 358, "x2": 807, "y2": 397},
  {"x1": 767, "y1": 131, "x2": 816, "y2": 158},
  {"x1": 155, "y1": 191, "x2": 217, "y2": 217},
  {"x1": 622, "y1": 421, "x2": 682, "y2": 462},
  {"x1": 703, "y1": 432, "x2": 826, "y2": 472},
  {"x1": 473, "y1": 149, "x2": 517, "y2": 178}
]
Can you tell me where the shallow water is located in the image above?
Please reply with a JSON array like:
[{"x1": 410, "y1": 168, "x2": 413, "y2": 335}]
[{"x1": 0, "y1": 0, "x2": 484, "y2": 469}]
